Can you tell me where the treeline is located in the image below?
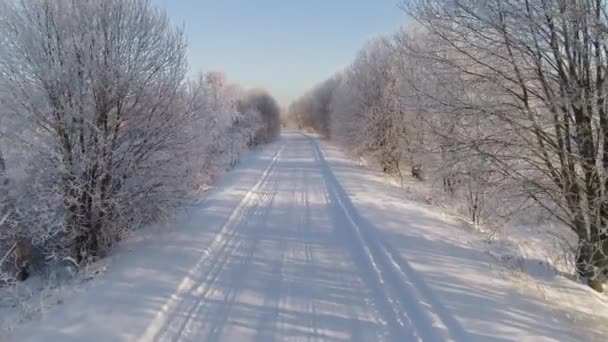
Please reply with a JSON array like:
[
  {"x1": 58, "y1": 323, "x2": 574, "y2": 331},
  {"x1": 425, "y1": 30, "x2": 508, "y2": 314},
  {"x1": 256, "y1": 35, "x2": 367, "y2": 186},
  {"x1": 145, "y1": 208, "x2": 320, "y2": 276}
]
[
  {"x1": 289, "y1": 0, "x2": 608, "y2": 292},
  {"x1": 0, "y1": 0, "x2": 280, "y2": 283}
]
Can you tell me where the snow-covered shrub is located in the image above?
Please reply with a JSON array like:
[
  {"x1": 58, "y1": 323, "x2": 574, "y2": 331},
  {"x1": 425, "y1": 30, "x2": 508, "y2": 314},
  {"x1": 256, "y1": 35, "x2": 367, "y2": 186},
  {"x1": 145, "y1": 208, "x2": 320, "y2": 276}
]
[
  {"x1": 0, "y1": 0, "x2": 193, "y2": 265},
  {"x1": 0, "y1": 0, "x2": 280, "y2": 278},
  {"x1": 238, "y1": 90, "x2": 281, "y2": 145}
]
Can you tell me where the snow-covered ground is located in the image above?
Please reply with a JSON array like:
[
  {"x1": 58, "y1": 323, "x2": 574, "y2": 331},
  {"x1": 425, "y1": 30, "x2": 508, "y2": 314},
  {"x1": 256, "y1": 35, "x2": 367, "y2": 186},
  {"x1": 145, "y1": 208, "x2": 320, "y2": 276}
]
[{"x1": 3, "y1": 131, "x2": 608, "y2": 341}]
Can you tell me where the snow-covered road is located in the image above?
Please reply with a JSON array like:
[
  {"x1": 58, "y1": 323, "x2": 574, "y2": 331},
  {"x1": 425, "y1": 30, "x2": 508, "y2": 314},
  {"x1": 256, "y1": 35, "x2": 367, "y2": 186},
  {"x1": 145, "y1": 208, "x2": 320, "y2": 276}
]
[
  {"x1": 11, "y1": 132, "x2": 596, "y2": 341},
  {"x1": 141, "y1": 133, "x2": 390, "y2": 341}
]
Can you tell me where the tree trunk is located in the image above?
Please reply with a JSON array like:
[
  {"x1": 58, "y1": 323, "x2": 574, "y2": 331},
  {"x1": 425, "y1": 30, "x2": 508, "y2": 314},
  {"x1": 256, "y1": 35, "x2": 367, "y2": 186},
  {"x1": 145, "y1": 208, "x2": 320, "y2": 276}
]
[{"x1": 576, "y1": 232, "x2": 608, "y2": 292}]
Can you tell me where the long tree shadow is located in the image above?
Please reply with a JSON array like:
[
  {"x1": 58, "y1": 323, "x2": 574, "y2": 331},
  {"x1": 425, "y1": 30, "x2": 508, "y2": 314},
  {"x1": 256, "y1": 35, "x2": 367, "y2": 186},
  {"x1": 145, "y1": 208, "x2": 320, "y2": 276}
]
[
  {"x1": 309, "y1": 135, "x2": 474, "y2": 342},
  {"x1": 310, "y1": 136, "x2": 594, "y2": 342}
]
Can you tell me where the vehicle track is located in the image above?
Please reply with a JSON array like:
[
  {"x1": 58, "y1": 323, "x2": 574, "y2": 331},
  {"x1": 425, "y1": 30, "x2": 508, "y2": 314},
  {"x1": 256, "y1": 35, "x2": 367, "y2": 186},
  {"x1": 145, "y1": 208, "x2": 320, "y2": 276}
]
[{"x1": 139, "y1": 145, "x2": 284, "y2": 342}]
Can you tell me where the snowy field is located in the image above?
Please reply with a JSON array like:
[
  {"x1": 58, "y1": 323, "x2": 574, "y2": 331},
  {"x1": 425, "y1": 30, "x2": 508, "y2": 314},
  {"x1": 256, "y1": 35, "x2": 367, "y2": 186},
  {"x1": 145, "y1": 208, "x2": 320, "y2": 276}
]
[{"x1": 3, "y1": 131, "x2": 608, "y2": 341}]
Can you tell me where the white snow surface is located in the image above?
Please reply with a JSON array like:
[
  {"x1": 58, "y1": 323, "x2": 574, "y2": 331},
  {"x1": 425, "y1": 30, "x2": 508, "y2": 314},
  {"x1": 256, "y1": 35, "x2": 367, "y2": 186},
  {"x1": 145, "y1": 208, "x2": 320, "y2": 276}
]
[{"x1": 5, "y1": 131, "x2": 608, "y2": 341}]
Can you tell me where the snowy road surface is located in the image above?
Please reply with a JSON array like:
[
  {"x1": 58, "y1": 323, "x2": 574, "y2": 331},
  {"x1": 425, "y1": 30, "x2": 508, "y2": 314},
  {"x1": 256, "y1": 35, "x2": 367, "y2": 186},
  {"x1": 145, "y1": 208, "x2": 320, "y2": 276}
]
[{"x1": 12, "y1": 132, "x2": 590, "y2": 341}]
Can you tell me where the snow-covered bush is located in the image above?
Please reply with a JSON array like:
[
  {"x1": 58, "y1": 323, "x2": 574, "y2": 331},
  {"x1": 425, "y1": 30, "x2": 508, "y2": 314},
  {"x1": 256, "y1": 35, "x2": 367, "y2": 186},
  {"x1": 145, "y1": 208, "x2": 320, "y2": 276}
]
[
  {"x1": 238, "y1": 90, "x2": 281, "y2": 145},
  {"x1": 0, "y1": 0, "x2": 280, "y2": 280},
  {"x1": 0, "y1": 0, "x2": 192, "y2": 267}
]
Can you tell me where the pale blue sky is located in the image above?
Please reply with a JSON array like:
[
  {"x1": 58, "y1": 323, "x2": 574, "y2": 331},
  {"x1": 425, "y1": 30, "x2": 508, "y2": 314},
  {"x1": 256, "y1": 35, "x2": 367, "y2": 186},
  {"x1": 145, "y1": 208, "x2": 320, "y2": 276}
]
[{"x1": 152, "y1": 0, "x2": 407, "y2": 106}]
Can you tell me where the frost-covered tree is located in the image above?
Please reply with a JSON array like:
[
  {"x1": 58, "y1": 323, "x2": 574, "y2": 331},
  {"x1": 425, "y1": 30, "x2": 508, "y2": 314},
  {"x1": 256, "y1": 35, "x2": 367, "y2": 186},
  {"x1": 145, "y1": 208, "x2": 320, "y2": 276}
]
[
  {"x1": 288, "y1": 73, "x2": 342, "y2": 137},
  {"x1": 400, "y1": 0, "x2": 608, "y2": 290},
  {"x1": 238, "y1": 89, "x2": 281, "y2": 145},
  {"x1": 295, "y1": 39, "x2": 419, "y2": 181},
  {"x1": 188, "y1": 71, "x2": 277, "y2": 177},
  {"x1": 0, "y1": 0, "x2": 190, "y2": 264},
  {"x1": 0, "y1": 0, "x2": 280, "y2": 282}
]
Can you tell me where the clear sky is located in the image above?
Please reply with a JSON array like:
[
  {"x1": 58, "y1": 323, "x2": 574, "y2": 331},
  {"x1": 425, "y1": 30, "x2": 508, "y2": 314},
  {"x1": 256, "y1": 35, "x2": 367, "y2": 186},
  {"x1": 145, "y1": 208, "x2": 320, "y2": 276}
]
[{"x1": 152, "y1": 0, "x2": 407, "y2": 106}]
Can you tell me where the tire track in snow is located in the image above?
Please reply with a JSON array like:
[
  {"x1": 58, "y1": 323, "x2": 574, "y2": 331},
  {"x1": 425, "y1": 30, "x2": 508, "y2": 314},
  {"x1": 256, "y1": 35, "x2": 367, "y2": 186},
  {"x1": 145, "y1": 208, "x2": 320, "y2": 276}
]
[
  {"x1": 308, "y1": 135, "x2": 470, "y2": 342},
  {"x1": 166, "y1": 210, "x2": 251, "y2": 340},
  {"x1": 300, "y1": 170, "x2": 321, "y2": 340},
  {"x1": 171, "y1": 186, "x2": 279, "y2": 341},
  {"x1": 172, "y1": 146, "x2": 283, "y2": 341},
  {"x1": 252, "y1": 177, "x2": 287, "y2": 342},
  {"x1": 202, "y1": 176, "x2": 280, "y2": 341},
  {"x1": 300, "y1": 145, "x2": 382, "y2": 342},
  {"x1": 163, "y1": 175, "x2": 282, "y2": 340},
  {"x1": 138, "y1": 144, "x2": 284, "y2": 342},
  {"x1": 318, "y1": 187, "x2": 393, "y2": 342}
]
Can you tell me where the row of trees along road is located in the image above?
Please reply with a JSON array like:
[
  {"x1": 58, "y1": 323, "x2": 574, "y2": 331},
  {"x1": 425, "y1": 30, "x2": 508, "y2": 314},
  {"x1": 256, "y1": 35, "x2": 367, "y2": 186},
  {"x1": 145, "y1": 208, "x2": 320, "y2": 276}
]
[
  {"x1": 290, "y1": 0, "x2": 608, "y2": 292},
  {"x1": 0, "y1": 0, "x2": 280, "y2": 283}
]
